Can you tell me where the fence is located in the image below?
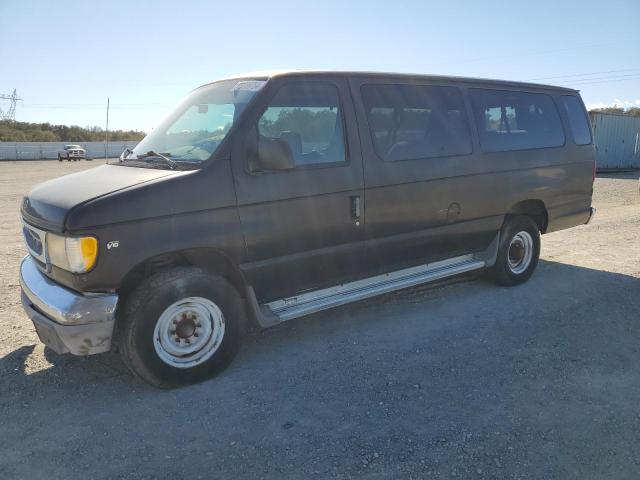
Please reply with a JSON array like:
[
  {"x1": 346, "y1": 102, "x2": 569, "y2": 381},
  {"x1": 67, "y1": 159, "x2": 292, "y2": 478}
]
[
  {"x1": 590, "y1": 112, "x2": 640, "y2": 170},
  {"x1": 0, "y1": 141, "x2": 139, "y2": 160}
]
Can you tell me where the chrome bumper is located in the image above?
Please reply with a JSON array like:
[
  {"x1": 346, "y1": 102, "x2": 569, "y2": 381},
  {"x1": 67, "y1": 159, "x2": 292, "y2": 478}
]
[{"x1": 19, "y1": 256, "x2": 118, "y2": 356}]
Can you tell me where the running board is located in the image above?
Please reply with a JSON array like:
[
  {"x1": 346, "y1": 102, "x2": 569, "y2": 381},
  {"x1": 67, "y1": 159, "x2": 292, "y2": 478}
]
[{"x1": 263, "y1": 254, "x2": 485, "y2": 323}]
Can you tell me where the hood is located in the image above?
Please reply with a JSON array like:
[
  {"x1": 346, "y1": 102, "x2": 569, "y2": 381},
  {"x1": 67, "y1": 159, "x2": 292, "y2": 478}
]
[{"x1": 22, "y1": 164, "x2": 179, "y2": 231}]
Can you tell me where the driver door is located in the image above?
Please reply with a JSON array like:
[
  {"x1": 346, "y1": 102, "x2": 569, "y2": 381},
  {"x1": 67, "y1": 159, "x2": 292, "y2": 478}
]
[{"x1": 231, "y1": 77, "x2": 366, "y2": 302}]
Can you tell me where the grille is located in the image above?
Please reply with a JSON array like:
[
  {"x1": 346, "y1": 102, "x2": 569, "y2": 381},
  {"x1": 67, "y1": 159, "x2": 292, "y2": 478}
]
[
  {"x1": 22, "y1": 221, "x2": 47, "y2": 264},
  {"x1": 23, "y1": 226, "x2": 43, "y2": 255}
]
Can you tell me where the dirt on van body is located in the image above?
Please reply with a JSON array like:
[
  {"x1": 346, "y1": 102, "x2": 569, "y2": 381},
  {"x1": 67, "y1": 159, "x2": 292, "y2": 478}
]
[{"x1": 0, "y1": 160, "x2": 639, "y2": 479}]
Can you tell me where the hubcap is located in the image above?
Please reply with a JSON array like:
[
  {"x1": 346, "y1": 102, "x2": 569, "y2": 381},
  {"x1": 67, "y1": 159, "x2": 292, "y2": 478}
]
[
  {"x1": 153, "y1": 297, "x2": 225, "y2": 368},
  {"x1": 175, "y1": 314, "x2": 197, "y2": 339},
  {"x1": 507, "y1": 231, "x2": 534, "y2": 275}
]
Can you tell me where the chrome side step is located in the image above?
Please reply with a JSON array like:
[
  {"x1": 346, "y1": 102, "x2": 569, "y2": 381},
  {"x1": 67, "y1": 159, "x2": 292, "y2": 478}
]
[{"x1": 263, "y1": 254, "x2": 485, "y2": 322}]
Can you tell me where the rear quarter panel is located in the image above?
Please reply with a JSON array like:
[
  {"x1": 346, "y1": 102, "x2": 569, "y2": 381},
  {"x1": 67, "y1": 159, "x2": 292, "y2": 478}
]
[
  {"x1": 469, "y1": 143, "x2": 594, "y2": 233},
  {"x1": 472, "y1": 88, "x2": 595, "y2": 233},
  {"x1": 454, "y1": 87, "x2": 595, "y2": 233}
]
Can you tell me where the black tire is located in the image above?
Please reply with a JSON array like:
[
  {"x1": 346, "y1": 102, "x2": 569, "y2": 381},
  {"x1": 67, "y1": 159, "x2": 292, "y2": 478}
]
[
  {"x1": 58, "y1": 154, "x2": 62, "y2": 162},
  {"x1": 117, "y1": 267, "x2": 246, "y2": 388},
  {"x1": 489, "y1": 215, "x2": 540, "y2": 286}
]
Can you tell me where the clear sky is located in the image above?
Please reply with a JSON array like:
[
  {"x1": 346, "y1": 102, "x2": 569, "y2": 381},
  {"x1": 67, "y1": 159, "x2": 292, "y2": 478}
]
[{"x1": 1, "y1": 0, "x2": 638, "y2": 132}]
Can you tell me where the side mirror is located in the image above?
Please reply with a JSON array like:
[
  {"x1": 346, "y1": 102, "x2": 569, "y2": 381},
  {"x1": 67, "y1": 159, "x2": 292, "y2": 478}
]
[{"x1": 256, "y1": 137, "x2": 295, "y2": 171}]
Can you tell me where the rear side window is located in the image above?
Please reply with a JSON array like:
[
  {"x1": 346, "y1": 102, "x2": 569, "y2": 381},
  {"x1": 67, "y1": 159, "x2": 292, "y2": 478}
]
[
  {"x1": 258, "y1": 82, "x2": 346, "y2": 167},
  {"x1": 470, "y1": 89, "x2": 565, "y2": 152},
  {"x1": 561, "y1": 95, "x2": 592, "y2": 145},
  {"x1": 361, "y1": 84, "x2": 472, "y2": 161}
]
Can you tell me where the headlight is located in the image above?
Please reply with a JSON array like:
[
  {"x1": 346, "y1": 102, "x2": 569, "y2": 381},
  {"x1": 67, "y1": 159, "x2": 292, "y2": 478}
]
[{"x1": 48, "y1": 234, "x2": 98, "y2": 273}]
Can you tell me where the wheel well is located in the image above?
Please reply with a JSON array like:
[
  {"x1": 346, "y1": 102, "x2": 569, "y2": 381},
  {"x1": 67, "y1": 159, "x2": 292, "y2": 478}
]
[
  {"x1": 507, "y1": 200, "x2": 548, "y2": 233},
  {"x1": 118, "y1": 248, "x2": 247, "y2": 301}
]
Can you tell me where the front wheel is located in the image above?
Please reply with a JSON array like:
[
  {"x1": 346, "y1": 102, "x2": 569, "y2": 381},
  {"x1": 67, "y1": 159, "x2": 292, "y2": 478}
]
[
  {"x1": 489, "y1": 215, "x2": 540, "y2": 286},
  {"x1": 118, "y1": 267, "x2": 245, "y2": 388}
]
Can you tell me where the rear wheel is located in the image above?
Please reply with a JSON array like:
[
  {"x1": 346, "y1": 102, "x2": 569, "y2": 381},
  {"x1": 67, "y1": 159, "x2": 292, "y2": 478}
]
[
  {"x1": 118, "y1": 267, "x2": 245, "y2": 388},
  {"x1": 489, "y1": 215, "x2": 540, "y2": 286}
]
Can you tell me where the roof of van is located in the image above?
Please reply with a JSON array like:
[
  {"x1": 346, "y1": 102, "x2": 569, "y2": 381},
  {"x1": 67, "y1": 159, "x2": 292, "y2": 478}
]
[{"x1": 208, "y1": 69, "x2": 578, "y2": 93}]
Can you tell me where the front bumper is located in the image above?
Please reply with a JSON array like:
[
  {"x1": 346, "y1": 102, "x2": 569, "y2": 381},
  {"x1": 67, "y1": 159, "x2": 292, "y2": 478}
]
[{"x1": 19, "y1": 256, "x2": 118, "y2": 356}]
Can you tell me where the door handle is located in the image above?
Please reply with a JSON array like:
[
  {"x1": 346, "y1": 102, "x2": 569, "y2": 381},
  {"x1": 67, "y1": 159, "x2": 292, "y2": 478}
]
[{"x1": 350, "y1": 195, "x2": 361, "y2": 224}]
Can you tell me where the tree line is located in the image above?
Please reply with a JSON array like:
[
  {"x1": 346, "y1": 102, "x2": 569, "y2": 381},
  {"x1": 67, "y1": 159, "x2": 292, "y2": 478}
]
[
  {"x1": 589, "y1": 107, "x2": 640, "y2": 116},
  {"x1": 0, "y1": 120, "x2": 146, "y2": 142}
]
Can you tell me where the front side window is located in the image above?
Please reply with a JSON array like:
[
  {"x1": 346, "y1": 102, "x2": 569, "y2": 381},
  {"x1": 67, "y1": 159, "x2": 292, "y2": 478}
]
[
  {"x1": 361, "y1": 84, "x2": 472, "y2": 162},
  {"x1": 126, "y1": 79, "x2": 266, "y2": 165},
  {"x1": 470, "y1": 89, "x2": 565, "y2": 152},
  {"x1": 561, "y1": 95, "x2": 592, "y2": 145},
  {"x1": 257, "y1": 82, "x2": 346, "y2": 167}
]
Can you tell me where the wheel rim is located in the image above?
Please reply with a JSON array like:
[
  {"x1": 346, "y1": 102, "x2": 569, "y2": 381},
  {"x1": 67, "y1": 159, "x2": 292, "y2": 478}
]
[
  {"x1": 153, "y1": 297, "x2": 225, "y2": 369},
  {"x1": 507, "y1": 231, "x2": 534, "y2": 275}
]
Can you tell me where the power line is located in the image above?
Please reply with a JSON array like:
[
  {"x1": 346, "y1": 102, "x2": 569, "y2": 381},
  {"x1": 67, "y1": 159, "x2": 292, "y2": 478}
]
[
  {"x1": 526, "y1": 68, "x2": 640, "y2": 82},
  {"x1": 556, "y1": 76, "x2": 640, "y2": 87},
  {"x1": 21, "y1": 102, "x2": 175, "y2": 109},
  {"x1": 14, "y1": 65, "x2": 640, "y2": 115},
  {"x1": 432, "y1": 40, "x2": 629, "y2": 67},
  {"x1": 554, "y1": 73, "x2": 640, "y2": 85},
  {"x1": 23, "y1": 102, "x2": 175, "y2": 106}
]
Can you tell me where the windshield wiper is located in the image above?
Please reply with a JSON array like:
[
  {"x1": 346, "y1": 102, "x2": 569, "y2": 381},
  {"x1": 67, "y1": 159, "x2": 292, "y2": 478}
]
[{"x1": 136, "y1": 151, "x2": 177, "y2": 170}]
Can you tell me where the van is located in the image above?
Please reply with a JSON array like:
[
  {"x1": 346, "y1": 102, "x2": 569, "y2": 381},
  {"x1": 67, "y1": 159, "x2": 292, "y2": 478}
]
[{"x1": 19, "y1": 71, "x2": 596, "y2": 387}]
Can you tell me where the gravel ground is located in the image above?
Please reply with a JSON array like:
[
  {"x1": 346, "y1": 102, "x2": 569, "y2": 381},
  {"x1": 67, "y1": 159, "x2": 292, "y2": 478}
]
[{"x1": 1, "y1": 161, "x2": 639, "y2": 479}]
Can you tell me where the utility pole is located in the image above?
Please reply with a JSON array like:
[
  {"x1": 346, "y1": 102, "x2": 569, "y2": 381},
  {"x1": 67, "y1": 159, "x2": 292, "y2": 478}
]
[
  {"x1": 0, "y1": 89, "x2": 22, "y2": 121},
  {"x1": 105, "y1": 97, "x2": 110, "y2": 159}
]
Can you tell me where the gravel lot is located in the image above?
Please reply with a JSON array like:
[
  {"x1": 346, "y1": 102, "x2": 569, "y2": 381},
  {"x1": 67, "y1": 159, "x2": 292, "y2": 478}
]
[{"x1": 1, "y1": 161, "x2": 639, "y2": 479}]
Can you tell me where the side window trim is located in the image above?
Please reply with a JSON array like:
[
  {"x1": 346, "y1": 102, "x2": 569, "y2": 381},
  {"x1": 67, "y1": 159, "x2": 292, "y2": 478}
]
[
  {"x1": 359, "y1": 82, "x2": 474, "y2": 163},
  {"x1": 247, "y1": 80, "x2": 350, "y2": 174}
]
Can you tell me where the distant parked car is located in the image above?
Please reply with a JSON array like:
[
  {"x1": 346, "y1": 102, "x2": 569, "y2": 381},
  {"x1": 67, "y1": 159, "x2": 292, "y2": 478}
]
[{"x1": 58, "y1": 145, "x2": 86, "y2": 161}]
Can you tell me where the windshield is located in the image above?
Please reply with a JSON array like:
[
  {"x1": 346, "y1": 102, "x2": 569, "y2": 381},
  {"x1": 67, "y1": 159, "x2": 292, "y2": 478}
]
[{"x1": 126, "y1": 79, "x2": 266, "y2": 163}]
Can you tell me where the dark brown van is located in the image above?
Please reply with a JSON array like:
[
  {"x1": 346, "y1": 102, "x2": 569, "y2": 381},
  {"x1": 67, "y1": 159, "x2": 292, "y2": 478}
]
[{"x1": 19, "y1": 71, "x2": 595, "y2": 386}]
